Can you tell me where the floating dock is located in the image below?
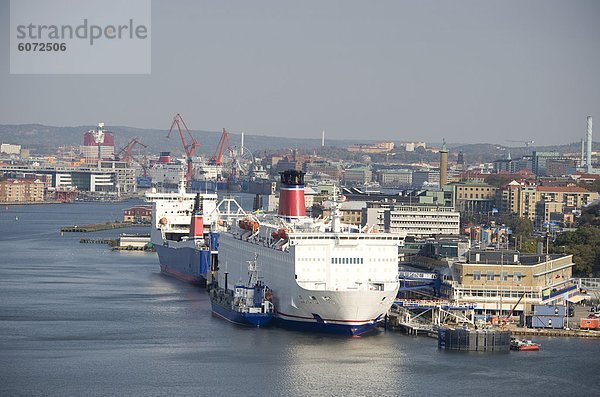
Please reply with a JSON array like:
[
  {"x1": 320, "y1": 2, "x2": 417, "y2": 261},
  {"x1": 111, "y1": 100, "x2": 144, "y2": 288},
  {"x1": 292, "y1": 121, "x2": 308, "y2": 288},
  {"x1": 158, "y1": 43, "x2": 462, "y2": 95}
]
[{"x1": 438, "y1": 328, "x2": 511, "y2": 352}]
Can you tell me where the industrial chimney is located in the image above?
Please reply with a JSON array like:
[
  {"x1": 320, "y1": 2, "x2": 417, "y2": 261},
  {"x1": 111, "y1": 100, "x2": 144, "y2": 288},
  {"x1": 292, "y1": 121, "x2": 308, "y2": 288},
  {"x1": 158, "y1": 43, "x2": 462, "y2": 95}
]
[
  {"x1": 587, "y1": 116, "x2": 593, "y2": 173},
  {"x1": 439, "y1": 139, "x2": 448, "y2": 186}
]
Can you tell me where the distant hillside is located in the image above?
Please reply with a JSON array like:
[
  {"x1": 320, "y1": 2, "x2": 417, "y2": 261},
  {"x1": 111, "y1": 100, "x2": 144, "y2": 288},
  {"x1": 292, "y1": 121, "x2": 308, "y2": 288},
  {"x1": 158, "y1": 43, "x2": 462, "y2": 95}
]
[
  {"x1": 450, "y1": 142, "x2": 596, "y2": 164},
  {"x1": 0, "y1": 123, "x2": 595, "y2": 162},
  {"x1": 0, "y1": 123, "x2": 366, "y2": 157}
]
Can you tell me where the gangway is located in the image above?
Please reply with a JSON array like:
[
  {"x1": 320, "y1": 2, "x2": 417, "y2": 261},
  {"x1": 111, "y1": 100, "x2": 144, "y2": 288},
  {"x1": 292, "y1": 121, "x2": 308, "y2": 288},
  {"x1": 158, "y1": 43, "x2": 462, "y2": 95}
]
[
  {"x1": 398, "y1": 270, "x2": 442, "y2": 297},
  {"x1": 394, "y1": 299, "x2": 477, "y2": 311},
  {"x1": 388, "y1": 299, "x2": 476, "y2": 335}
]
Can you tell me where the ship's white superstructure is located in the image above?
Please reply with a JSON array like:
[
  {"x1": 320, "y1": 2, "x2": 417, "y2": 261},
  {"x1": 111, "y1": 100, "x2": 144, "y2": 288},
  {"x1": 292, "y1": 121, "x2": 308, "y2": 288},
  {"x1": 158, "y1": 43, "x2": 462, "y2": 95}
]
[{"x1": 216, "y1": 170, "x2": 403, "y2": 335}]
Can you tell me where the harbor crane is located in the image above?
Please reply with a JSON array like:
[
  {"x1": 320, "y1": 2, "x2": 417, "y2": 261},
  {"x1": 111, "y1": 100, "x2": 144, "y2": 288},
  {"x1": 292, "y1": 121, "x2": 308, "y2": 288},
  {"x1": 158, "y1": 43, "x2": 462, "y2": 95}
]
[
  {"x1": 115, "y1": 137, "x2": 147, "y2": 165},
  {"x1": 209, "y1": 128, "x2": 231, "y2": 166},
  {"x1": 167, "y1": 113, "x2": 199, "y2": 181},
  {"x1": 131, "y1": 154, "x2": 150, "y2": 177},
  {"x1": 505, "y1": 140, "x2": 535, "y2": 147}
]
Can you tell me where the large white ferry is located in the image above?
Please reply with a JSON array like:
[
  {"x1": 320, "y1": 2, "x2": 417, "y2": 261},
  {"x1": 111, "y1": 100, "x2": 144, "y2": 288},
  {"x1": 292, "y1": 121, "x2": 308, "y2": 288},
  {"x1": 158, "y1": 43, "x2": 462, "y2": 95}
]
[{"x1": 216, "y1": 170, "x2": 403, "y2": 336}]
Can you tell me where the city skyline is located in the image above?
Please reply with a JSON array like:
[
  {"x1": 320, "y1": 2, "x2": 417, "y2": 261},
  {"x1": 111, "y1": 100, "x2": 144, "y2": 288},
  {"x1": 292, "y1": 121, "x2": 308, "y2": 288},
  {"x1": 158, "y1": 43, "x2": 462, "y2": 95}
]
[{"x1": 1, "y1": 0, "x2": 599, "y2": 145}]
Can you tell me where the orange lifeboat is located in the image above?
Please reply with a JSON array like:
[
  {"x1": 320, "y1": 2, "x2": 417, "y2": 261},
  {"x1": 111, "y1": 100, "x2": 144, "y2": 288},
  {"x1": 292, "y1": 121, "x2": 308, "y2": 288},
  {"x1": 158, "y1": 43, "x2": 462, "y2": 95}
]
[
  {"x1": 239, "y1": 218, "x2": 260, "y2": 232},
  {"x1": 271, "y1": 228, "x2": 288, "y2": 240}
]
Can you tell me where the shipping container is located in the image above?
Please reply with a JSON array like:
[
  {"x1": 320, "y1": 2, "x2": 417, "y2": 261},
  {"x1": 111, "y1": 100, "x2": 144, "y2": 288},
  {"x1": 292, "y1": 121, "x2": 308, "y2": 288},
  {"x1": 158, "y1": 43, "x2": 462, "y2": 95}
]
[
  {"x1": 580, "y1": 318, "x2": 600, "y2": 330},
  {"x1": 533, "y1": 304, "x2": 566, "y2": 317}
]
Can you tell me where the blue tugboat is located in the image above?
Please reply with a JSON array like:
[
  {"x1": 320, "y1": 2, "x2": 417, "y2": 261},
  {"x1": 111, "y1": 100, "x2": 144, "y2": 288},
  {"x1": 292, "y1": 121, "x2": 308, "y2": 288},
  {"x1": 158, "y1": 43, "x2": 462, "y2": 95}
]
[{"x1": 209, "y1": 255, "x2": 274, "y2": 327}]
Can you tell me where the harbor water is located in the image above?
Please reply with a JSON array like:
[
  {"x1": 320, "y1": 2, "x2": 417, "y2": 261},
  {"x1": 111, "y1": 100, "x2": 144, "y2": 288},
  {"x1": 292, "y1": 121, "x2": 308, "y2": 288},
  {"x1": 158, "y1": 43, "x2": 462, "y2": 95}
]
[{"x1": 1, "y1": 201, "x2": 599, "y2": 396}]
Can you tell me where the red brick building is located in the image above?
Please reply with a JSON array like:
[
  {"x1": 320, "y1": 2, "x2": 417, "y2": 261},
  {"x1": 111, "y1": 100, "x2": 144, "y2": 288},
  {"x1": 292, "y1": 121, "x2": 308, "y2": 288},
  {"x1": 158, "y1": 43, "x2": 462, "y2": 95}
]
[{"x1": 123, "y1": 205, "x2": 152, "y2": 223}]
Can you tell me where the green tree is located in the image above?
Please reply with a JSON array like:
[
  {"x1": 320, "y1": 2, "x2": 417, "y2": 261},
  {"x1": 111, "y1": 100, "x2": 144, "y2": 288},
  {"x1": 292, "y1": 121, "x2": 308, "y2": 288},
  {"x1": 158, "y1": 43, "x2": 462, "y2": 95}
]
[
  {"x1": 578, "y1": 180, "x2": 600, "y2": 194},
  {"x1": 510, "y1": 217, "x2": 533, "y2": 240},
  {"x1": 519, "y1": 240, "x2": 538, "y2": 254},
  {"x1": 578, "y1": 203, "x2": 600, "y2": 226},
  {"x1": 484, "y1": 174, "x2": 514, "y2": 188},
  {"x1": 553, "y1": 227, "x2": 600, "y2": 276}
]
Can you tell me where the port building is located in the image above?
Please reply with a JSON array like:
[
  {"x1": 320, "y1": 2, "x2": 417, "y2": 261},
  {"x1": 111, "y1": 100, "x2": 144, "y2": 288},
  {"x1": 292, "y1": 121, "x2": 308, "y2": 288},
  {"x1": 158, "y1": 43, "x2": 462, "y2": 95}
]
[{"x1": 408, "y1": 243, "x2": 578, "y2": 318}]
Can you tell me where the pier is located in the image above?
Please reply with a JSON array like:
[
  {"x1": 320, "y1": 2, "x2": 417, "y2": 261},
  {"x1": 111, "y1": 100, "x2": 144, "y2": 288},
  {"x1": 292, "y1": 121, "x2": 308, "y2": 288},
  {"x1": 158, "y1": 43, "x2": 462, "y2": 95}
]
[
  {"x1": 61, "y1": 222, "x2": 148, "y2": 233},
  {"x1": 80, "y1": 238, "x2": 116, "y2": 245},
  {"x1": 79, "y1": 234, "x2": 154, "y2": 251},
  {"x1": 508, "y1": 326, "x2": 600, "y2": 338}
]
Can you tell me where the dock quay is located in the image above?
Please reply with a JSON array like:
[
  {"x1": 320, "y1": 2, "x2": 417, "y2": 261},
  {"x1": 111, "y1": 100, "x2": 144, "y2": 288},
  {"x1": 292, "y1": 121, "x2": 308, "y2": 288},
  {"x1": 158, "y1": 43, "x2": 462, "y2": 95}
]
[
  {"x1": 79, "y1": 234, "x2": 154, "y2": 251},
  {"x1": 508, "y1": 326, "x2": 600, "y2": 338},
  {"x1": 80, "y1": 238, "x2": 116, "y2": 245},
  {"x1": 115, "y1": 233, "x2": 153, "y2": 251},
  {"x1": 112, "y1": 245, "x2": 154, "y2": 252},
  {"x1": 61, "y1": 222, "x2": 148, "y2": 233},
  {"x1": 386, "y1": 299, "x2": 600, "y2": 338}
]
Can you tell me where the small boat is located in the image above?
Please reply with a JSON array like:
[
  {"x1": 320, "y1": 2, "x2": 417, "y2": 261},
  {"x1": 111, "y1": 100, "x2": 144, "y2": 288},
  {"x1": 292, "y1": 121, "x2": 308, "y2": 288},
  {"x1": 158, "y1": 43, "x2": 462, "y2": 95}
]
[
  {"x1": 510, "y1": 338, "x2": 540, "y2": 351},
  {"x1": 209, "y1": 255, "x2": 274, "y2": 328}
]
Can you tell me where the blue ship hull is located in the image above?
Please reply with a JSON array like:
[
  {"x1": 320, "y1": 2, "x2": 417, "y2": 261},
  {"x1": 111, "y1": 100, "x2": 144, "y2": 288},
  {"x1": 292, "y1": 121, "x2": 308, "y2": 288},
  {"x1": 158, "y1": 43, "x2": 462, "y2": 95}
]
[
  {"x1": 274, "y1": 317, "x2": 381, "y2": 337},
  {"x1": 211, "y1": 300, "x2": 273, "y2": 328},
  {"x1": 155, "y1": 244, "x2": 209, "y2": 285}
]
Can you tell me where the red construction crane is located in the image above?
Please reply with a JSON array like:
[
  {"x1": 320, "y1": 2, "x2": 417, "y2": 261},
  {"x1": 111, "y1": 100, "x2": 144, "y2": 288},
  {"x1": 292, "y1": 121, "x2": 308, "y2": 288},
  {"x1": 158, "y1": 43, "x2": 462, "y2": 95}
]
[
  {"x1": 209, "y1": 128, "x2": 230, "y2": 165},
  {"x1": 116, "y1": 137, "x2": 147, "y2": 165},
  {"x1": 167, "y1": 113, "x2": 199, "y2": 180}
]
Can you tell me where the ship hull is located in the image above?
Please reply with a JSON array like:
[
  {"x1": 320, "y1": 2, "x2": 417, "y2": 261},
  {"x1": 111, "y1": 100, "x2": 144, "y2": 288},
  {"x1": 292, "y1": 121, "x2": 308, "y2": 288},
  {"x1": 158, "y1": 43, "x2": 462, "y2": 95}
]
[
  {"x1": 211, "y1": 300, "x2": 273, "y2": 327},
  {"x1": 274, "y1": 314, "x2": 381, "y2": 336},
  {"x1": 155, "y1": 244, "x2": 208, "y2": 286}
]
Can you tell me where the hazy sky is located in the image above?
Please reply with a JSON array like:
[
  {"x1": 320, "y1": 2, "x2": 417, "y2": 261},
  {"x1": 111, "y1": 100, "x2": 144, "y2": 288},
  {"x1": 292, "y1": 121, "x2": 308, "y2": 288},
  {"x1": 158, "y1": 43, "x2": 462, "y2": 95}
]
[{"x1": 1, "y1": 0, "x2": 599, "y2": 145}]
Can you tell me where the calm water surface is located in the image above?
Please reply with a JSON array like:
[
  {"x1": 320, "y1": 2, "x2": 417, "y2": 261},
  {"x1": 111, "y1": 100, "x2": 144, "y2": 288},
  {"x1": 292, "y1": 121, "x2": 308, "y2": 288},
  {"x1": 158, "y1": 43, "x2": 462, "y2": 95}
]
[{"x1": 1, "y1": 202, "x2": 599, "y2": 396}]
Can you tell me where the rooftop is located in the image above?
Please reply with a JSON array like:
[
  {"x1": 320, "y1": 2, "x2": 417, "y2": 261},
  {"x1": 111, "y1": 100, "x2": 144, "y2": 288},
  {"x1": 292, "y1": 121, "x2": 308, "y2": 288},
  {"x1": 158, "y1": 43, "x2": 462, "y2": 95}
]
[{"x1": 536, "y1": 186, "x2": 592, "y2": 193}]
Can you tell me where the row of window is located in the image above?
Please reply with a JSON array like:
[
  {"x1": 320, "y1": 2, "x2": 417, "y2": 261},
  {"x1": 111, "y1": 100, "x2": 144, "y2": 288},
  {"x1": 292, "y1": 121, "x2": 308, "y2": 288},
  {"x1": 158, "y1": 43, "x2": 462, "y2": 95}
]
[
  {"x1": 458, "y1": 187, "x2": 493, "y2": 192},
  {"x1": 390, "y1": 216, "x2": 458, "y2": 221},
  {"x1": 458, "y1": 290, "x2": 540, "y2": 299},
  {"x1": 328, "y1": 257, "x2": 396, "y2": 264},
  {"x1": 332, "y1": 257, "x2": 364, "y2": 264},
  {"x1": 391, "y1": 221, "x2": 458, "y2": 225},
  {"x1": 472, "y1": 271, "x2": 522, "y2": 282},
  {"x1": 458, "y1": 193, "x2": 492, "y2": 199}
]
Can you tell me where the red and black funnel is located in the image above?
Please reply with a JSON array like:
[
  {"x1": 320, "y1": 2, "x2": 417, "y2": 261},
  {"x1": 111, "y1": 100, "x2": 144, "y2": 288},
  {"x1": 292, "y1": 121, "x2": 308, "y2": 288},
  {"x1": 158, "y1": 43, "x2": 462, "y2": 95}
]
[{"x1": 278, "y1": 170, "x2": 306, "y2": 219}]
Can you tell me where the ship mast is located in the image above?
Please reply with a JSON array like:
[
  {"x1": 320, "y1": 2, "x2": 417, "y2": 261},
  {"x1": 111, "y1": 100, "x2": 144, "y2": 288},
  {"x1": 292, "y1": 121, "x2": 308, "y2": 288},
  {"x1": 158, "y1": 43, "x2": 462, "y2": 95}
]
[
  {"x1": 178, "y1": 168, "x2": 186, "y2": 195},
  {"x1": 247, "y1": 253, "x2": 258, "y2": 286}
]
